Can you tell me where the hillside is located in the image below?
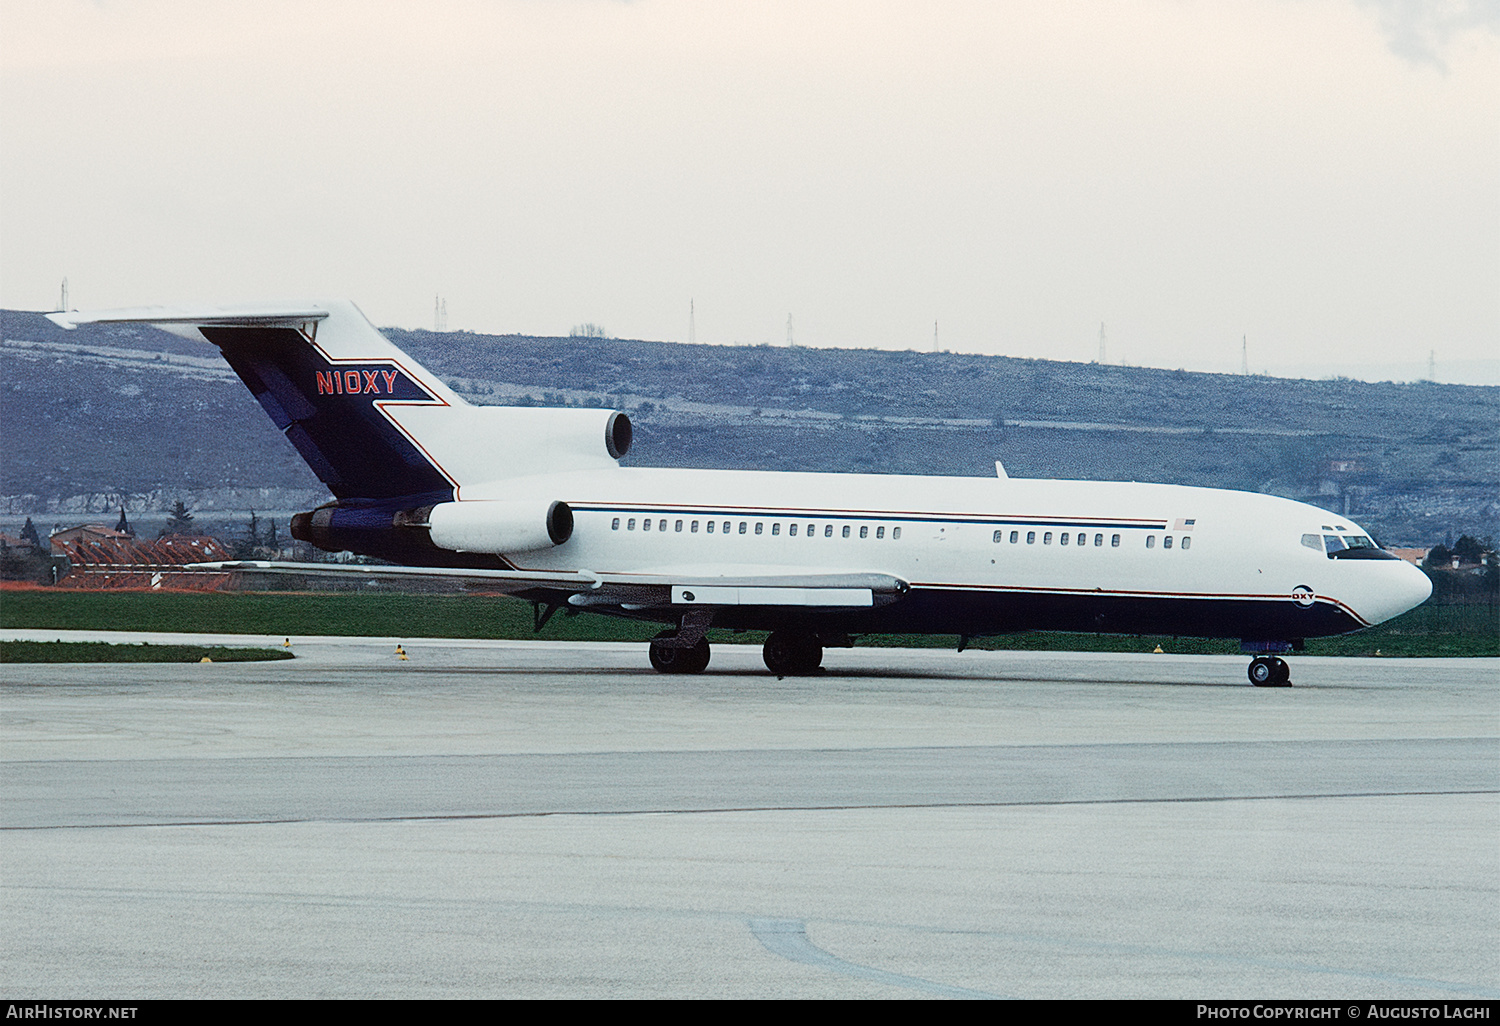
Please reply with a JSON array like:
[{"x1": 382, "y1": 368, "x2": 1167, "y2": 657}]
[{"x1": 3, "y1": 309, "x2": 1495, "y2": 546}]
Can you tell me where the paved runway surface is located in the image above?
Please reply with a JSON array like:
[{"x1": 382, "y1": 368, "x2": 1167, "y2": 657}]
[{"x1": 2, "y1": 633, "x2": 1497, "y2": 998}]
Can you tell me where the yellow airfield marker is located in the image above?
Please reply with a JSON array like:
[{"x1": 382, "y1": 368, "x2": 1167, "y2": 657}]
[
  {"x1": 199, "y1": 656, "x2": 212, "y2": 663},
  {"x1": 1153, "y1": 645, "x2": 1164, "y2": 653}
]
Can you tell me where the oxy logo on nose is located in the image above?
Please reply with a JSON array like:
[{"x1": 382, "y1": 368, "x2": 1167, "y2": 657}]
[{"x1": 1291, "y1": 585, "x2": 1315, "y2": 607}]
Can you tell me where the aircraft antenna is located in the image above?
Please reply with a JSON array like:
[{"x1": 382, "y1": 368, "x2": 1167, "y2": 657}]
[
  {"x1": 1241, "y1": 335, "x2": 1249, "y2": 375},
  {"x1": 787, "y1": 313, "x2": 794, "y2": 347},
  {"x1": 689, "y1": 299, "x2": 695, "y2": 344},
  {"x1": 57, "y1": 278, "x2": 68, "y2": 312},
  {"x1": 1098, "y1": 322, "x2": 1106, "y2": 364}
]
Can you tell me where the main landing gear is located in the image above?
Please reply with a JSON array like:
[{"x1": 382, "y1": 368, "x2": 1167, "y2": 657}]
[
  {"x1": 1248, "y1": 656, "x2": 1291, "y2": 687},
  {"x1": 762, "y1": 630, "x2": 823, "y2": 676},
  {"x1": 649, "y1": 629, "x2": 710, "y2": 674},
  {"x1": 649, "y1": 610, "x2": 713, "y2": 674}
]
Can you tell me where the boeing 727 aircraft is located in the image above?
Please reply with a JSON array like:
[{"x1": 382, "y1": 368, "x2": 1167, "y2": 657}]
[{"x1": 48, "y1": 300, "x2": 1433, "y2": 684}]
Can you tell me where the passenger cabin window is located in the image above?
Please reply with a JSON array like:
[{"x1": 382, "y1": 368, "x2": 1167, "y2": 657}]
[
  {"x1": 860, "y1": 526, "x2": 868, "y2": 538},
  {"x1": 1043, "y1": 532, "x2": 1052, "y2": 545},
  {"x1": 643, "y1": 519, "x2": 651, "y2": 532},
  {"x1": 1060, "y1": 532, "x2": 1069, "y2": 546},
  {"x1": 722, "y1": 521, "x2": 730, "y2": 533},
  {"x1": 691, "y1": 520, "x2": 699, "y2": 533},
  {"x1": 807, "y1": 523, "x2": 816, "y2": 537},
  {"x1": 1111, "y1": 534, "x2": 1120, "y2": 547},
  {"x1": 1027, "y1": 531, "x2": 1036, "y2": 544},
  {"x1": 1010, "y1": 530, "x2": 1019, "y2": 543},
  {"x1": 876, "y1": 527, "x2": 885, "y2": 539},
  {"x1": 1146, "y1": 535, "x2": 1155, "y2": 549},
  {"x1": 739, "y1": 522, "x2": 747, "y2": 534},
  {"x1": 754, "y1": 523, "x2": 763, "y2": 535},
  {"x1": 628, "y1": 518, "x2": 637, "y2": 531},
  {"x1": 612, "y1": 518, "x2": 620, "y2": 530},
  {"x1": 706, "y1": 521, "x2": 714, "y2": 533},
  {"x1": 824, "y1": 525, "x2": 833, "y2": 538},
  {"x1": 659, "y1": 520, "x2": 667, "y2": 532},
  {"x1": 993, "y1": 530, "x2": 1003, "y2": 543},
  {"x1": 789, "y1": 524, "x2": 797, "y2": 536},
  {"x1": 842, "y1": 525, "x2": 851, "y2": 538},
  {"x1": 1181, "y1": 537, "x2": 1191, "y2": 550},
  {"x1": 771, "y1": 523, "x2": 780, "y2": 535},
  {"x1": 675, "y1": 520, "x2": 683, "y2": 532},
  {"x1": 1163, "y1": 536, "x2": 1173, "y2": 549},
  {"x1": 892, "y1": 527, "x2": 901, "y2": 540}
]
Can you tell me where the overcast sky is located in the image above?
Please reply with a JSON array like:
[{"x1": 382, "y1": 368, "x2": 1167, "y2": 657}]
[{"x1": 3, "y1": 0, "x2": 1496, "y2": 383}]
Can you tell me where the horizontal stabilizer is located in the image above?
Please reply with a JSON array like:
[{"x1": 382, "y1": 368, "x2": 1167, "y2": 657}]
[{"x1": 47, "y1": 305, "x2": 328, "y2": 331}]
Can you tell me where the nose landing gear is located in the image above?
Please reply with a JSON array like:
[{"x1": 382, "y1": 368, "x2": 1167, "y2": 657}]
[{"x1": 1248, "y1": 656, "x2": 1291, "y2": 687}]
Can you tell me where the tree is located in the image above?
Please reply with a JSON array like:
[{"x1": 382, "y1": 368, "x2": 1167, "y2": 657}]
[
  {"x1": 1452, "y1": 535, "x2": 1492, "y2": 566},
  {"x1": 264, "y1": 519, "x2": 279, "y2": 554},
  {"x1": 162, "y1": 500, "x2": 194, "y2": 536},
  {"x1": 19, "y1": 518, "x2": 41, "y2": 547}
]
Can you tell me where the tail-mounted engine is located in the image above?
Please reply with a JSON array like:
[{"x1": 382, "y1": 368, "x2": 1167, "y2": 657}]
[{"x1": 291, "y1": 498, "x2": 573, "y2": 557}]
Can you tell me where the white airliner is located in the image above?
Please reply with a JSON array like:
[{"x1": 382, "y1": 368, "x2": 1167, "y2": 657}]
[{"x1": 49, "y1": 300, "x2": 1433, "y2": 684}]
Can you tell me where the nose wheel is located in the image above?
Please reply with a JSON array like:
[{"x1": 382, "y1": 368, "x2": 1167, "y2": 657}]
[{"x1": 1248, "y1": 656, "x2": 1291, "y2": 687}]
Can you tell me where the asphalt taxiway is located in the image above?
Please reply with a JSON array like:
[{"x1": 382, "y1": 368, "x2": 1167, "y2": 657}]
[{"x1": 2, "y1": 633, "x2": 1496, "y2": 998}]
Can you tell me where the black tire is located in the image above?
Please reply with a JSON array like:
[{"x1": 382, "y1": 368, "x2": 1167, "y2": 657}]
[
  {"x1": 763, "y1": 631, "x2": 822, "y2": 676},
  {"x1": 649, "y1": 630, "x2": 710, "y2": 674},
  {"x1": 1272, "y1": 657, "x2": 1290, "y2": 685},
  {"x1": 1248, "y1": 657, "x2": 1275, "y2": 687}
]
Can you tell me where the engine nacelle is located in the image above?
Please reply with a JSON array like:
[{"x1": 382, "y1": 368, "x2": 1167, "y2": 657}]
[
  {"x1": 397, "y1": 406, "x2": 632, "y2": 483},
  {"x1": 426, "y1": 499, "x2": 574, "y2": 554}
]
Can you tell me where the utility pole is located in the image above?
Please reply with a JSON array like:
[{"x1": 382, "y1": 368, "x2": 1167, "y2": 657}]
[
  {"x1": 689, "y1": 299, "x2": 695, "y2": 344},
  {"x1": 1241, "y1": 335, "x2": 1249, "y2": 375},
  {"x1": 933, "y1": 320, "x2": 939, "y2": 353},
  {"x1": 787, "y1": 313, "x2": 794, "y2": 347},
  {"x1": 1098, "y1": 322, "x2": 1107, "y2": 364},
  {"x1": 1428, "y1": 350, "x2": 1436, "y2": 381},
  {"x1": 57, "y1": 278, "x2": 68, "y2": 312}
]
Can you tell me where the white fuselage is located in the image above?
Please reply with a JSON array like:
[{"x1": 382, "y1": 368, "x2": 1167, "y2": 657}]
[{"x1": 463, "y1": 466, "x2": 1432, "y2": 637}]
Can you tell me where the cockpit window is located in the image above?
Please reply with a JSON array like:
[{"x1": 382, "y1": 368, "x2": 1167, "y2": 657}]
[
  {"x1": 1325, "y1": 533, "x2": 1399, "y2": 560},
  {"x1": 1301, "y1": 534, "x2": 1323, "y2": 552}
]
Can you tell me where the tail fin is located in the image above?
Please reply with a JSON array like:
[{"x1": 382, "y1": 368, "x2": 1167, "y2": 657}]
[
  {"x1": 48, "y1": 301, "x2": 628, "y2": 500},
  {"x1": 52, "y1": 301, "x2": 463, "y2": 501}
]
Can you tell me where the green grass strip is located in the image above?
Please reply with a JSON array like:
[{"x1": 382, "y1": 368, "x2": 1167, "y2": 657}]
[
  {"x1": 0, "y1": 640, "x2": 296, "y2": 664},
  {"x1": 0, "y1": 590, "x2": 1494, "y2": 657}
]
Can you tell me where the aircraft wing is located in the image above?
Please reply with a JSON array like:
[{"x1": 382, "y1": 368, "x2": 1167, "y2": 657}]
[{"x1": 193, "y1": 561, "x2": 908, "y2": 610}]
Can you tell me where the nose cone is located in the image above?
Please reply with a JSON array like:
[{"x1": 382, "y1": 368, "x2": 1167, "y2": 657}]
[{"x1": 1355, "y1": 559, "x2": 1433, "y2": 626}]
